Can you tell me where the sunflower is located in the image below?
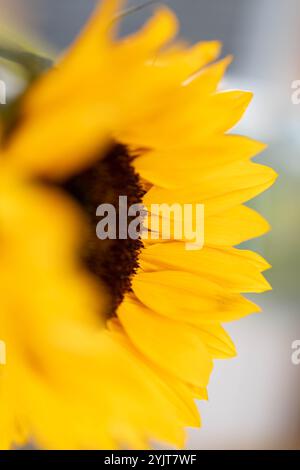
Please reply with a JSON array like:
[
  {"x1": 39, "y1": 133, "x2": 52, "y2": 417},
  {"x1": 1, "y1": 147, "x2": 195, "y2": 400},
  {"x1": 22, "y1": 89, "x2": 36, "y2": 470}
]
[{"x1": 0, "y1": 0, "x2": 276, "y2": 449}]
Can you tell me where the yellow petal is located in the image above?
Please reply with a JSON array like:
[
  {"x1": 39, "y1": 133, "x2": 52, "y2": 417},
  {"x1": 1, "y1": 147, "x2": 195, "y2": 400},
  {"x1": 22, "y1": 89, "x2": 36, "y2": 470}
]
[
  {"x1": 5, "y1": 103, "x2": 114, "y2": 179},
  {"x1": 205, "y1": 205, "x2": 270, "y2": 245},
  {"x1": 183, "y1": 55, "x2": 232, "y2": 91},
  {"x1": 118, "y1": 296, "x2": 213, "y2": 388},
  {"x1": 143, "y1": 162, "x2": 277, "y2": 216},
  {"x1": 140, "y1": 243, "x2": 271, "y2": 293},
  {"x1": 23, "y1": 0, "x2": 122, "y2": 112},
  {"x1": 108, "y1": 319, "x2": 201, "y2": 429},
  {"x1": 120, "y1": 91, "x2": 253, "y2": 149},
  {"x1": 196, "y1": 324, "x2": 237, "y2": 359},
  {"x1": 134, "y1": 136, "x2": 266, "y2": 189},
  {"x1": 9, "y1": 6, "x2": 181, "y2": 179},
  {"x1": 132, "y1": 270, "x2": 260, "y2": 324},
  {"x1": 162, "y1": 40, "x2": 222, "y2": 75}
]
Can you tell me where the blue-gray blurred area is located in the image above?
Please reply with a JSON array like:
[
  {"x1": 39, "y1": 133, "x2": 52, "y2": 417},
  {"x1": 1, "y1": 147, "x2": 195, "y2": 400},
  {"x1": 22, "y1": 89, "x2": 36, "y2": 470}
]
[{"x1": 0, "y1": 0, "x2": 299, "y2": 450}]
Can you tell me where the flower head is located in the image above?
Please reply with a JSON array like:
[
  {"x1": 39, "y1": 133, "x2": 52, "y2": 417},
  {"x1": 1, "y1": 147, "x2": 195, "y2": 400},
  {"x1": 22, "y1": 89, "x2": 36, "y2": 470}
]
[{"x1": 0, "y1": 0, "x2": 276, "y2": 449}]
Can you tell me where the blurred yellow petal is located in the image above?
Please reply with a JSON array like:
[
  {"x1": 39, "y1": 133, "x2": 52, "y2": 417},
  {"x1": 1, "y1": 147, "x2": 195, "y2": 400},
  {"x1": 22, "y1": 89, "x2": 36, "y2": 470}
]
[
  {"x1": 0, "y1": 0, "x2": 276, "y2": 450},
  {"x1": 118, "y1": 296, "x2": 213, "y2": 387}
]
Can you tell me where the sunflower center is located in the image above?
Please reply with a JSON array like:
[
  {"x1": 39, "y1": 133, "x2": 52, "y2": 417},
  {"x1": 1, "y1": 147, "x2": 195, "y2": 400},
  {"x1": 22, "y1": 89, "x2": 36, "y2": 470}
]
[{"x1": 63, "y1": 143, "x2": 145, "y2": 315}]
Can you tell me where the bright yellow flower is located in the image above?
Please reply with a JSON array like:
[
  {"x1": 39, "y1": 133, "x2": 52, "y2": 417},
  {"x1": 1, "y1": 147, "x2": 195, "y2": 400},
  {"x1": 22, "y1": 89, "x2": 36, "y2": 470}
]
[{"x1": 0, "y1": 0, "x2": 277, "y2": 449}]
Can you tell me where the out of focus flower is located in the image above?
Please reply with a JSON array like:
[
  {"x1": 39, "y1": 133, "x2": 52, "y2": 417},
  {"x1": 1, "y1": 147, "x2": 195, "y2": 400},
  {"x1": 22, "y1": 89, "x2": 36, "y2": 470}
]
[{"x1": 0, "y1": 0, "x2": 276, "y2": 449}]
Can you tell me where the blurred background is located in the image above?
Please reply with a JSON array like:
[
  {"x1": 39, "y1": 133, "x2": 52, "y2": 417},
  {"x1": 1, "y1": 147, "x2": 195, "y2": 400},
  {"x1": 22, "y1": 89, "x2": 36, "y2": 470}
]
[{"x1": 0, "y1": 0, "x2": 299, "y2": 450}]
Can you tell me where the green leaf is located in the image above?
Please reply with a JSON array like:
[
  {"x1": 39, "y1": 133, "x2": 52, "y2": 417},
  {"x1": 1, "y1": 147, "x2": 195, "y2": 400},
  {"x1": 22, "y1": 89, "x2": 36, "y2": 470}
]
[
  {"x1": 0, "y1": 45, "x2": 53, "y2": 79},
  {"x1": 0, "y1": 21, "x2": 57, "y2": 140},
  {"x1": 0, "y1": 20, "x2": 55, "y2": 80}
]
